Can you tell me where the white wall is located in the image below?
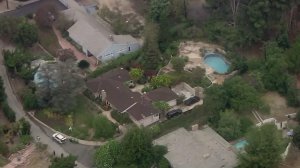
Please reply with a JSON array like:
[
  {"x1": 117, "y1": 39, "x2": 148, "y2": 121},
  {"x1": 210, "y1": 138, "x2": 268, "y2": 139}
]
[
  {"x1": 98, "y1": 43, "x2": 140, "y2": 62},
  {"x1": 167, "y1": 100, "x2": 177, "y2": 107},
  {"x1": 130, "y1": 114, "x2": 160, "y2": 127}
]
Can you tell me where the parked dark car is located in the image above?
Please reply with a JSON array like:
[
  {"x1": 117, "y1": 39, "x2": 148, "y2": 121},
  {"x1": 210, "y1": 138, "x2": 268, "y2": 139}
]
[
  {"x1": 184, "y1": 96, "x2": 200, "y2": 106},
  {"x1": 166, "y1": 109, "x2": 183, "y2": 119}
]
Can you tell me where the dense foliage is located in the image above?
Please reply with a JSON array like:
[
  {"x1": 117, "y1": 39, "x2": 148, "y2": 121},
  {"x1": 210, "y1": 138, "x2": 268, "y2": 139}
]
[
  {"x1": 238, "y1": 124, "x2": 285, "y2": 168},
  {"x1": 94, "y1": 128, "x2": 167, "y2": 168},
  {"x1": 49, "y1": 155, "x2": 77, "y2": 168},
  {"x1": 93, "y1": 116, "x2": 117, "y2": 139}
]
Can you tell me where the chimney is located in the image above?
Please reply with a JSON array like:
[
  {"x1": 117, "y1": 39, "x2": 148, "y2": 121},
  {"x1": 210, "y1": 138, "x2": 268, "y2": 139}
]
[{"x1": 101, "y1": 90, "x2": 107, "y2": 102}]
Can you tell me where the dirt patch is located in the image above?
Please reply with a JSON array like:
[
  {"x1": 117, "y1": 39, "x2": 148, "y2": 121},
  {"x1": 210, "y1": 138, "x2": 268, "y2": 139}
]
[
  {"x1": 23, "y1": 147, "x2": 51, "y2": 168},
  {"x1": 262, "y1": 92, "x2": 299, "y2": 121},
  {"x1": 280, "y1": 144, "x2": 300, "y2": 168},
  {"x1": 97, "y1": 0, "x2": 145, "y2": 24}
]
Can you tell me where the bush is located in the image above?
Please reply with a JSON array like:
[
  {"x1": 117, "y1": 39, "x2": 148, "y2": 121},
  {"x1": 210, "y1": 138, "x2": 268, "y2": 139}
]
[
  {"x1": 171, "y1": 56, "x2": 187, "y2": 72},
  {"x1": 77, "y1": 60, "x2": 90, "y2": 69},
  {"x1": 20, "y1": 135, "x2": 32, "y2": 145},
  {"x1": 111, "y1": 110, "x2": 132, "y2": 125},
  {"x1": 0, "y1": 140, "x2": 9, "y2": 157},
  {"x1": 18, "y1": 118, "x2": 31, "y2": 135},
  {"x1": 90, "y1": 50, "x2": 141, "y2": 78},
  {"x1": 93, "y1": 116, "x2": 116, "y2": 139},
  {"x1": 2, "y1": 102, "x2": 16, "y2": 122},
  {"x1": 21, "y1": 89, "x2": 39, "y2": 110}
]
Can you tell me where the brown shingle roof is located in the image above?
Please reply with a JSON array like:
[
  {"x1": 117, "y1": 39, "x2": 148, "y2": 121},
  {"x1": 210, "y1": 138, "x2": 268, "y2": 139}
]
[
  {"x1": 86, "y1": 68, "x2": 160, "y2": 122},
  {"x1": 146, "y1": 87, "x2": 178, "y2": 102}
]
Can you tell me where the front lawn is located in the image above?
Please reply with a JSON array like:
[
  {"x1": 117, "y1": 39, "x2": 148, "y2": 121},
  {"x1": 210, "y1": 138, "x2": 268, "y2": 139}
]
[
  {"x1": 35, "y1": 96, "x2": 117, "y2": 140},
  {"x1": 38, "y1": 28, "x2": 61, "y2": 57}
]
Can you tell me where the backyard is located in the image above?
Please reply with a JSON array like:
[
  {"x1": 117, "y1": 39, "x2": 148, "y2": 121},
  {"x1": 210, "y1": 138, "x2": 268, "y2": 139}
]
[
  {"x1": 38, "y1": 27, "x2": 61, "y2": 57},
  {"x1": 35, "y1": 96, "x2": 117, "y2": 141}
]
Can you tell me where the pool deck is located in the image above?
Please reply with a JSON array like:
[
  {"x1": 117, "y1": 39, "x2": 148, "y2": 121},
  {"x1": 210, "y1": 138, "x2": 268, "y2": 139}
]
[{"x1": 179, "y1": 41, "x2": 229, "y2": 85}]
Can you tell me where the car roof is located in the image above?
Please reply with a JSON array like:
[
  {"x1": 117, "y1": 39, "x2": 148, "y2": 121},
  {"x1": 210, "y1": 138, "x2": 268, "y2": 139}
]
[{"x1": 53, "y1": 133, "x2": 67, "y2": 140}]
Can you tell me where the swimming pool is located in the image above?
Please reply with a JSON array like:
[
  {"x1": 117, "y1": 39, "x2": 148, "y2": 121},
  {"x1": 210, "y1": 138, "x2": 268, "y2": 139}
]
[
  {"x1": 204, "y1": 53, "x2": 230, "y2": 74},
  {"x1": 234, "y1": 140, "x2": 248, "y2": 151}
]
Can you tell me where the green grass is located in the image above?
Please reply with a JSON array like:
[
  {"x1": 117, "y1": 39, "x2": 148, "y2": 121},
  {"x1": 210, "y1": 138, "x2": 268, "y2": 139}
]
[
  {"x1": 156, "y1": 106, "x2": 210, "y2": 138},
  {"x1": 35, "y1": 96, "x2": 111, "y2": 140},
  {"x1": 38, "y1": 28, "x2": 61, "y2": 57},
  {"x1": 27, "y1": 44, "x2": 54, "y2": 61}
]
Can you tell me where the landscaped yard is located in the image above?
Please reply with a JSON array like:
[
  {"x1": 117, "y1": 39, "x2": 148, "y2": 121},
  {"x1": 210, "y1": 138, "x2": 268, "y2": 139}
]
[
  {"x1": 27, "y1": 44, "x2": 54, "y2": 61},
  {"x1": 38, "y1": 28, "x2": 61, "y2": 57},
  {"x1": 35, "y1": 96, "x2": 117, "y2": 140}
]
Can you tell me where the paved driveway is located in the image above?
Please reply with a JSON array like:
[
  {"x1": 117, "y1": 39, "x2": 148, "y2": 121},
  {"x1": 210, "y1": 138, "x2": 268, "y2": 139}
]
[
  {"x1": 0, "y1": 0, "x2": 67, "y2": 17},
  {"x1": 0, "y1": 40, "x2": 93, "y2": 168}
]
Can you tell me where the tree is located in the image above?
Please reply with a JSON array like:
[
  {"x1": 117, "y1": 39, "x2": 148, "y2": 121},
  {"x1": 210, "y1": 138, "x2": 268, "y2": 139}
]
[
  {"x1": 150, "y1": 75, "x2": 172, "y2": 89},
  {"x1": 3, "y1": 48, "x2": 33, "y2": 74},
  {"x1": 120, "y1": 128, "x2": 156, "y2": 167},
  {"x1": 129, "y1": 68, "x2": 144, "y2": 82},
  {"x1": 77, "y1": 60, "x2": 90, "y2": 69},
  {"x1": 14, "y1": 21, "x2": 38, "y2": 47},
  {"x1": 142, "y1": 22, "x2": 161, "y2": 70},
  {"x1": 0, "y1": 16, "x2": 20, "y2": 41},
  {"x1": 171, "y1": 57, "x2": 186, "y2": 72},
  {"x1": 238, "y1": 124, "x2": 285, "y2": 168},
  {"x1": 153, "y1": 101, "x2": 170, "y2": 112},
  {"x1": 217, "y1": 110, "x2": 241, "y2": 141},
  {"x1": 286, "y1": 38, "x2": 300, "y2": 74},
  {"x1": 149, "y1": 0, "x2": 170, "y2": 22},
  {"x1": 0, "y1": 77, "x2": 6, "y2": 102},
  {"x1": 0, "y1": 140, "x2": 9, "y2": 157},
  {"x1": 293, "y1": 126, "x2": 300, "y2": 149},
  {"x1": 35, "y1": 61, "x2": 85, "y2": 114},
  {"x1": 18, "y1": 118, "x2": 31, "y2": 135},
  {"x1": 94, "y1": 140, "x2": 120, "y2": 168},
  {"x1": 49, "y1": 155, "x2": 77, "y2": 168},
  {"x1": 93, "y1": 116, "x2": 116, "y2": 139},
  {"x1": 223, "y1": 76, "x2": 261, "y2": 112}
]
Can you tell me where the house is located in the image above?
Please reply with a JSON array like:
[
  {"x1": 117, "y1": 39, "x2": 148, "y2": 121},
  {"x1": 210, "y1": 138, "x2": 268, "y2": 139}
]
[
  {"x1": 145, "y1": 87, "x2": 178, "y2": 107},
  {"x1": 60, "y1": 0, "x2": 141, "y2": 64},
  {"x1": 154, "y1": 127, "x2": 237, "y2": 168},
  {"x1": 87, "y1": 68, "x2": 161, "y2": 126}
]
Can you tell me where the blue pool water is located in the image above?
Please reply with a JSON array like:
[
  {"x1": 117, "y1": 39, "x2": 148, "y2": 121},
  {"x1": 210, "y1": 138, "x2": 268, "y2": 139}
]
[
  {"x1": 234, "y1": 140, "x2": 248, "y2": 151},
  {"x1": 204, "y1": 53, "x2": 230, "y2": 74}
]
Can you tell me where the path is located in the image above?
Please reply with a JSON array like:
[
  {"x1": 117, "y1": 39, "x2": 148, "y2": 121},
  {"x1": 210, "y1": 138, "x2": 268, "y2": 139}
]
[
  {"x1": 0, "y1": 40, "x2": 87, "y2": 168},
  {"x1": 53, "y1": 27, "x2": 98, "y2": 71},
  {"x1": 4, "y1": 144, "x2": 35, "y2": 168}
]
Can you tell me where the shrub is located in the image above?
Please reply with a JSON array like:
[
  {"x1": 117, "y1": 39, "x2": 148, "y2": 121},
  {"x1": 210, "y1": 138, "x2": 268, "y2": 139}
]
[
  {"x1": 0, "y1": 140, "x2": 9, "y2": 157},
  {"x1": 21, "y1": 89, "x2": 39, "y2": 110},
  {"x1": 77, "y1": 60, "x2": 90, "y2": 69},
  {"x1": 20, "y1": 135, "x2": 32, "y2": 145},
  {"x1": 111, "y1": 110, "x2": 132, "y2": 125},
  {"x1": 90, "y1": 50, "x2": 141, "y2": 78},
  {"x1": 93, "y1": 116, "x2": 116, "y2": 139},
  {"x1": 18, "y1": 118, "x2": 31, "y2": 135},
  {"x1": 171, "y1": 56, "x2": 187, "y2": 72},
  {"x1": 2, "y1": 102, "x2": 16, "y2": 122}
]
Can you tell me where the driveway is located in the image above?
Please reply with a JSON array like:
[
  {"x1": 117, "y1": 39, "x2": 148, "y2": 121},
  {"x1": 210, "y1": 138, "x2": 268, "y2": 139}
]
[
  {"x1": 0, "y1": 40, "x2": 91, "y2": 168},
  {"x1": 0, "y1": 0, "x2": 67, "y2": 17}
]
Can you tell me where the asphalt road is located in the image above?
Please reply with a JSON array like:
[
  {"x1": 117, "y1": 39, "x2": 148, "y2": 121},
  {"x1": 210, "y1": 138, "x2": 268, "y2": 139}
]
[
  {"x1": 0, "y1": 40, "x2": 94, "y2": 168},
  {"x1": 0, "y1": 0, "x2": 67, "y2": 17}
]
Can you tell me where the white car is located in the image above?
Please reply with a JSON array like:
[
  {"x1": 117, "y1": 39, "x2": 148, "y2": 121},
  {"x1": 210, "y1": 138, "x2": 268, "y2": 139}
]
[{"x1": 52, "y1": 133, "x2": 67, "y2": 144}]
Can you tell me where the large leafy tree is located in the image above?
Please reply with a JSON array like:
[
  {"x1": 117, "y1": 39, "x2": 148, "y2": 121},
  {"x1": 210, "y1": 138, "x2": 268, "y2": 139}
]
[
  {"x1": 223, "y1": 76, "x2": 261, "y2": 112},
  {"x1": 119, "y1": 128, "x2": 156, "y2": 167},
  {"x1": 149, "y1": 0, "x2": 170, "y2": 22},
  {"x1": 217, "y1": 110, "x2": 241, "y2": 141},
  {"x1": 238, "y1": 124, "x2": 285, "y2": 168},
  {"x1": 129, "y1": 68, "x2": 144, "y2": 82},
  {"x1": 35, "y1": 61, "x2": 85, "y2": 114},
  {"x1": 94, "y1": 140, "x2": 120, "y2": 168},
  {"x1": 15, "y1": 21, "x2": 38, "y2": 47},
  {"x1": 150, "y1": 74, "x2": 172, "y2": 89},
  {"x1": 142, "y1": 22, "x2": 161, "y2": 70}
]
